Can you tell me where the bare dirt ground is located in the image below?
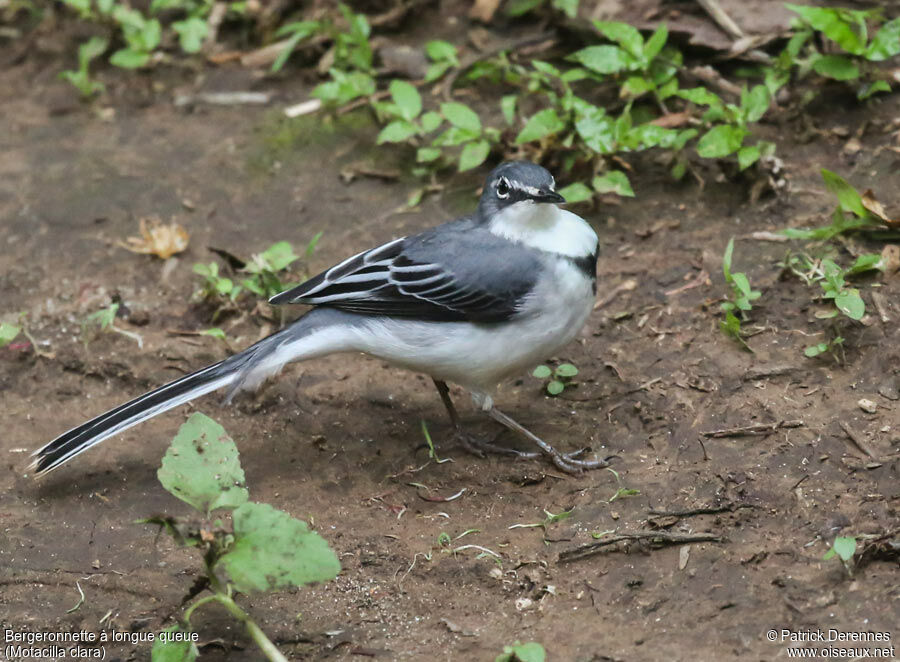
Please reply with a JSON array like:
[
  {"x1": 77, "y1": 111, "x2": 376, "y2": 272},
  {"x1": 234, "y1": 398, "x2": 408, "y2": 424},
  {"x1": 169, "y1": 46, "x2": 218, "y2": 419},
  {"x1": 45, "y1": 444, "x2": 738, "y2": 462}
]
[{"x1": 1, "y1": 6, "x2": 900, "y2": 661}]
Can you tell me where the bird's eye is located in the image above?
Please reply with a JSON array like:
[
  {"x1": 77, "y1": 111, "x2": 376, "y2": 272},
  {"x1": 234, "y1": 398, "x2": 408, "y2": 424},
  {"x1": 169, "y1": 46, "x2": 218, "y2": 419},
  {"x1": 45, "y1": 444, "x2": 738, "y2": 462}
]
[{"x1": 496, "y1": 178, "x2": 510, "y2": 198}]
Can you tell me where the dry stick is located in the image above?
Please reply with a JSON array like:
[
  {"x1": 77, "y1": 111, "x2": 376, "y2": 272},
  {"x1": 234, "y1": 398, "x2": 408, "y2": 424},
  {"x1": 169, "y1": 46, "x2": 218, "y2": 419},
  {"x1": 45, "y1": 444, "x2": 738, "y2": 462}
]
[
  {"x1": 838, "y1": 421, "x2": 875, "y2": 458},
  {"x1": 648, "y1": 503, "x2": 757, "y2": 518},
  {"x1": 695, "y1": 0, "x2": 745, "y2": 39},
  {"x1": 559, "y1": 531, "x2": 724, "y2": 563},
  {"x1": 702, "y1": 419, "x2": 804, "y2": 438}
]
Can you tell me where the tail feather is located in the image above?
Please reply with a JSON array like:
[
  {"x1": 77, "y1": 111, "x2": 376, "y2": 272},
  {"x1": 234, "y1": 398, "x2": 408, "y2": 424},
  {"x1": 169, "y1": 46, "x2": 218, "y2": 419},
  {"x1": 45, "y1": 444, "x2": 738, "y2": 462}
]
[
  {"x1": 30, "y1": 362, "x2": 236, "y2": 475},
  {"x1": 29, "y1": 307, "x2": 360, "y2": 476}
]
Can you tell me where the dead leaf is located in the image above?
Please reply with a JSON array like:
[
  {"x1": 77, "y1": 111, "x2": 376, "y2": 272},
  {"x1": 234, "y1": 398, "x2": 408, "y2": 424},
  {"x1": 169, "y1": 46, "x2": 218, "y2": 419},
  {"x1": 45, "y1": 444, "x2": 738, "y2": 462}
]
[
  {"x1": 880, "y1": 245, "x2": 900, "y2": 275},
  {"x1": 119, "y1": 218, "x2": 190, "y2": 259},
  {"x1": 650, "y1": 111, "x2": 693, "y2": 128},
  {"x1": 862, "y1": 189, "x2": 900, "y2": 228},
  {"x1": 469, "y1": 0, "x2": 502, "y2": 23}
]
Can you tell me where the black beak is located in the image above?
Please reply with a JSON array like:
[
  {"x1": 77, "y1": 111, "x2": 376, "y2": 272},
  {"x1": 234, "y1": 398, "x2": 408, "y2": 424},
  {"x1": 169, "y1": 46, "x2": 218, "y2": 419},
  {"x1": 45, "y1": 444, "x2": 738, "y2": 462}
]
[{"x1": 535, "y1": 189, "x2": 565, "y2": 204}]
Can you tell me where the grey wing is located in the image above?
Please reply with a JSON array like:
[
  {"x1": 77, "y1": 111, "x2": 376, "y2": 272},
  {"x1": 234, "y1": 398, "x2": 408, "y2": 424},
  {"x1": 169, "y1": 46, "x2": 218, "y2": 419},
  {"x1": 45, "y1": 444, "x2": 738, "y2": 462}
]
[{"x1": 268, "y1": 225, "x2": 541, "y2": 323}]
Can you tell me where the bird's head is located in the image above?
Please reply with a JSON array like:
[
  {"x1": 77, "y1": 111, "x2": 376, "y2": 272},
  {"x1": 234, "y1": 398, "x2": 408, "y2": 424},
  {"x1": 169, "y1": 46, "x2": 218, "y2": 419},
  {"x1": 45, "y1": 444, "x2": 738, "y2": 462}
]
[{"x1": 477, "y1": 161, "x2": 565, "y2": 220}]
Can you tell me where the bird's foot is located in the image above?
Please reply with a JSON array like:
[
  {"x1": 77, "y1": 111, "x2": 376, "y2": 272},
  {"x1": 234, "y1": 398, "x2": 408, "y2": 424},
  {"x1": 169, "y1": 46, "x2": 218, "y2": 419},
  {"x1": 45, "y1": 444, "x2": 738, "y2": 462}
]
[{"x1": 452, "y1": 430, "x2": 541, "y2": 461}]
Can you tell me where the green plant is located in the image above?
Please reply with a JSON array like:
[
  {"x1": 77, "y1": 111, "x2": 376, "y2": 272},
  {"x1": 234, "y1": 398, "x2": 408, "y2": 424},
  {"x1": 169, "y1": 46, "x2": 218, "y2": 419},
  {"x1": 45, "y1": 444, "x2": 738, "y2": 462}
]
[
  {"x1": 509, "y1": 507, "x2": 574, "y2": 532},
  {"x1": 81, "y1": 302, "x2": 143, "y2": 348},
  {"x1": 312, "y1": 5, "x2": 376, "y2": 106},
  {"x1": 784, "y1": 4, "x2": 899, "y2": 99},
  {"x1": 780, "y1": 170, "x2": 888, "y2": 241},
  {"x1": 0, "y1": 320, "x2": 22, "y2": 348},
  {"x1": 495, "y1": 641, "x2": 546, "y2": 662},
  {"x1": 804, "y1": 334, "x2": 844, "y2": 360},
  {"x1": 424, "y1": 40, "x2": 459, "y2": 82},
  {"x1": 720, "y1": 238, "x2": 760, "y2": 351},
  {"x1": 532, "y1": 362, "x2": 578, "y2": 395},
  {"x1": 240, "y1": 240, "x2": 302, "y2": 299},
  {"x1": 271, "y1": 20, "x2": 320, "y2": 72},
  {"x1": 605, "y1": 467, "x2": 640, "y2": 502},
  {"x1": 148, "y1": 413, "x2": 340, "y2": 662},
  {"x1": 823, "y1": 535, "x2": 856, "y2": 576},
  {"x1": 193, "y1": 262, "x2": 241, "y2": 302},
  {"x1": 59, "y1": 36, "x2": 108, "y2": 98}
]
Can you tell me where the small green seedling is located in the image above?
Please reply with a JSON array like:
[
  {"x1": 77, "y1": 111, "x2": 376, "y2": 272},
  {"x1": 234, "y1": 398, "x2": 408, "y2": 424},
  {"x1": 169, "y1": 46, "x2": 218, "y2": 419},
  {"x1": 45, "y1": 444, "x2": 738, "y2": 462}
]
[
  {"x1": 148, "y1": 413, "x2": 340, "y2": 662},
  {"x1": 784, "y1": 5, "x2": 899, "y2": 99},
  {"x1": 780, "y1": 170, "x2": 886, "y2": 241},
  {"x1": 312, "y1": 5, "x2": 376, "y2": 106},
  {"x1": 0, "y1": 320, "x2": 22, "y2": 348},
  {"x1": 81, "y1": 302, "x2": 143, "y2": 348},
  {"x1": 193, "y1": 262, "x2": 241, "y2": 302},
  {"x1": 60, "y1": 36, "x2": 108, "y2": 98},
  {"x1": 605, "y1": 467, "x2": 640, "y2": 503},
  {"x1": 495, "y1": 641, "x2": 546, "y2": 662},
  {"x1": 823, "y1": 535, "x2": 857, "y2": 576},
  {"x1": 720, "y1": 237, "x2": 760, "y2": 351},
  {"x1": 241, "y1": 241, "x2": 301, "y2": 299},
  {"x1": 271, "y1": 20, "x2": 321, "y2": 72},
  {"x1": 533, "y1": 363, "x2": 578, "y2": 395},
  {"x1": 424, "y1": 40, "x2": 459, "y2": 82},
  {"x1": 804, "y1": 335, "x2": 844, "y2": 360},
  {"x1": 509, "y1": 507, "x2": 573, "y2": 532},
  {"x1": 420, "y1": 420, "x2": 452, "y2": 464}
]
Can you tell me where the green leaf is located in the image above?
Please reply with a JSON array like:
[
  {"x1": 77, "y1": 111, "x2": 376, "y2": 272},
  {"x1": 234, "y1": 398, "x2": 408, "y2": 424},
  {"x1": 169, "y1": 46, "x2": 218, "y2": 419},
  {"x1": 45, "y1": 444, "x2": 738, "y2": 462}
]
[
  {"x1": 741, "y1": 85, "x2": 769, "y2": 123},
  {"x1": 696, "y1": 125, "x2": 747, "y2": 158},
  {"x1": 440, "y1": 102, "x2": 481, "y2": 133},
  {"x1": 218, "y1": 501, "x2": 341, "y2": 593},
  {"x1": 557, "y1": 182, "x2": 593, "y2": 203},
  {"x1": 496, "y1": 642, "x2": 546, "y2": 662},
  {"x1": 532, "y1": 365, "x2": 552, "y2": 379},
  {"x1": 569, "y1": 45, "x2": 636, "y2": 74},
  {"x1": 722, "y1": 237, "x2": 734, "y2": 281},
  {"x1": 821, "y1": 169, "x2": 866, "y2": 217},
  {"x1": 425, "y1": 40, "x2": 458, "y2": 63},
  {"x1": 643, "y1": 23, "x2": 668, "y2": 61},
  {"x1": 622, "y1": 76, "x2": 653, "y2": 97},
  {"x1": 259, "y1": 241, "x2": 298, "y2": 271},
  {"x1": 832, "y1": 536, "x2": 857, "y2": 562},
  {"x1": 834, "y1": 289, "x2": 865, "y2": 320},
  {"x1": 377, "y1": 120, "x2": 418, "y2": 144},
  {"x1": 173, "y1": 17, "x2": 207, "y2": 53},
  {"x1": 804, "y1": 343, "x2": 827, "y2": 358},
  {"x1": 214, "y1": 277, "x2": 234, "y2": 295},
  {"x1": 593, "y1": 20, "x2": 643, "y2": 58},
  {"x1": 555, "y1": 363, "x2": 579, "y2": 377},
  {"x1": 547, "y1": 380, "x2": 565, "y2": 396},
  {"x1": 109, "y1": 48, "x2": 150, "y2": 69},
  {"x1": 389, "y1": 79, "x2": 421, "y2": 121},
  {"x1": 425, "y1": 61, "x2": 452, "y2": 83},
  {"x1": 574, "y1": 102, "x2": 614, "y2": 154},
  {"x1": 420, "y1": 111, "x2": 442, "y2": 133},
  {"x1": 551, "y1": 0, "x2": 578, "y2": 19},
  {"x1": 858, "y1": 79, "x2": 891, "y2": 100},
  {"x1": 458, "y1": 139, "x2": 491, "y2": 172},
  {"x1": 848, "y1": 253, "x2": 883, "y2": 274},
  {"x1": 812, "y1": 55, "x2": 859, "y2": 81},
  {"x1": 0, "y1": 322, "x2": 22, "y2": 348},
  {"x1": 501, "y1": 95, "x2": 517, "y2": 126},
  {"x1": 866, "y1": 17, "x2": 900, "y2": 61},
  {"x1": 416, "y1": 146, "x2": 442, "y2": 163},
  {"x1": 157, "y1": 413, "x2": 249, "y2": 516},
  {"x1": 504, "y1": 0, "x2": 543, "y2": 16},
  {"x1": 737, "y1": 145, "x2": 760, "y2": 170},
  {"x1": 200, "y1": 328, "x2": 226, "y2": 341},
  {"x1": 785, "y1": 4, "x2": 867, "y2": 55},
  {"x1": 151, "y1": 625, "x2": 198, "y2": 662},
  {"x1": 592, "y1": 170, "x2": 634, "y2": 197},
  {"x1": 515, "y1": 108, "x2": 565, "y2": 144},
  {"x1": 676, "y1": 87, "x2": 723, "y2": 107},
  {"x1": 432, "y1": 126, "x2": 480, "y2": 147},
  {"x1": 81, "y1": 36, "x2": 109, "y2": 61}
]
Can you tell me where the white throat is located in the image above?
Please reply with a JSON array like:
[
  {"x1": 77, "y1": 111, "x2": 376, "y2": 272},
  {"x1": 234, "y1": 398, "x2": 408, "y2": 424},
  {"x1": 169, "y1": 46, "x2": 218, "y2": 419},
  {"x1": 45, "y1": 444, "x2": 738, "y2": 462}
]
[{"x1": 487, "y1": 201, "x2": 597, "y2": 258}]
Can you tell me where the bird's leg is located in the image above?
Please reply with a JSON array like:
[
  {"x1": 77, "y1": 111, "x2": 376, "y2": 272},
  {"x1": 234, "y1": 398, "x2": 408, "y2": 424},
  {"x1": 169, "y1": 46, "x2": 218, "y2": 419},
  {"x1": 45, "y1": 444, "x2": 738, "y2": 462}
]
[
  {"x1": 487, "y1": 407, "x2": 608, "y2": 474},
  {"x1": 431, "y1": 380, "x2": 539, "y2": 459}
]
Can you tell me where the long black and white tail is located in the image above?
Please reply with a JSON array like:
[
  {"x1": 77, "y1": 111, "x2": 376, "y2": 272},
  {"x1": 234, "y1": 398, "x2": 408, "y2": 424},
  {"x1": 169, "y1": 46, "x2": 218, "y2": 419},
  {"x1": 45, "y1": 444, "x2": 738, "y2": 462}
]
[{"x1": 29, "y1": 308, "x2": 354, "y2": 475}]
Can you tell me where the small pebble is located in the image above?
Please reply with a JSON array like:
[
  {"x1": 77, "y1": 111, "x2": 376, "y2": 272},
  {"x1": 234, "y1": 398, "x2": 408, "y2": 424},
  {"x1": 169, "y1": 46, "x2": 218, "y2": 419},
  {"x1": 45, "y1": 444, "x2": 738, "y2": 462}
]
[{"x1": 858, "y1": 398, "x2": 877, "y2": 414}]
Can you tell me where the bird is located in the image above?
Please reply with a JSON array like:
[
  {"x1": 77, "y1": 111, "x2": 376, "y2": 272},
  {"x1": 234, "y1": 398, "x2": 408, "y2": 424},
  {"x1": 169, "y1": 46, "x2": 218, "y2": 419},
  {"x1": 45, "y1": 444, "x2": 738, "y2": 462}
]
[{"x1": 30, "y1": 161, "x2": 608, "y2": 475}]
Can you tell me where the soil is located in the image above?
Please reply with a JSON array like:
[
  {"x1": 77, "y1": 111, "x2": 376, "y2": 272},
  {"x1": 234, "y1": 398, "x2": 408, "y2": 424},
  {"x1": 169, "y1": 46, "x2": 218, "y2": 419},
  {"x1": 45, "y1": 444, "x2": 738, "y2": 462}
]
[{"x1": 1, "y1": 6, "x2": 899, "y2": 661}]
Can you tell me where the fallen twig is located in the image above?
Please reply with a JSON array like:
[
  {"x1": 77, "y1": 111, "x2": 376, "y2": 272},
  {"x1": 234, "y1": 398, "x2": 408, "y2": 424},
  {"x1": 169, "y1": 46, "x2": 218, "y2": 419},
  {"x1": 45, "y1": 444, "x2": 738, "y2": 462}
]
[
  {"x1": 559, "y1": 531, "x2": 724, "y2": 563},
  {"x1": 648, "y1": 503, "x2": 757, "y2": 518},
  {"x1": 838, "y1": 421, "x2": 875, "y2": 458},
  {"x1": 702, "y1": 419, "x2": 804, "y2": 438}
]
